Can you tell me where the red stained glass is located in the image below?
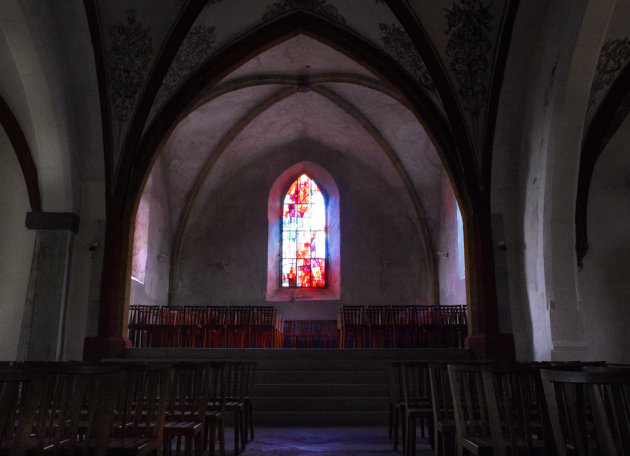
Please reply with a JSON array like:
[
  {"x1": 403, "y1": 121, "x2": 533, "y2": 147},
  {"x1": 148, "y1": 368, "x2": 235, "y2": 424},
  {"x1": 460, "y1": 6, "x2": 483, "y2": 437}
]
[{"x1": 282, "y1": 174, "x2": 326, "y2": 288}]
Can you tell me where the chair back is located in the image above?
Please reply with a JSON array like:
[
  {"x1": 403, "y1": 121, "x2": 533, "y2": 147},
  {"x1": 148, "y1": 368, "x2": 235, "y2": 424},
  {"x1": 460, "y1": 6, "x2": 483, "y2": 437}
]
[
  {"x1": 417, "y1": 306, "x2": 433, "y2": 325},
  {"x1": 224, "y1": 362, "x2": 248, "y2": 402},
  {"x1": 168, "y1": 362, "x2": 208, "y2": 421},
  {"x1": 341, "y1": 306, "x2": 364, "y2": 327},
  {"x1": 386, "y1": 362, "x2": 404, "y2": 406},
  {"x1": 448, "y1": 363, "x2": 492, "y2": 446},
  {"x1": 61, "y1": 364, "x2": 122, "y2": 456},
  {"x1": 541, "y1": 369, "x2": 630, "y2": 456},
  {"x1": 113, "y1": 363, "x2": 171, "y2": 439},
  {"x1": 230, "y1": 307, "x2": 253, "y2": 326},
  {"x1": 252, "y1": 307, "x2": 276, "y2": 326},
  {"x1": 428, "y1": 363, "x2": 455, "y2": 424},
  {"x1": 0, "y1": 369, "x2": 44, "y2": 456},
  {"x1": 203, "y1": 306, "x2": 228, "y2": 326},
  {"x1": 366, "y1": 306, "x2": 391, "y2": 326},
  {"x1": 245, "y1": 362, "x2": 257, "y2": 401},
  {"x1": 402, "y1": 362, "x2": 432, "y2": 409},
  {"x1": 482, "y1": 364, "x2": 552, "y2": 456},
  {"x1": 15, "y1": 363, "x2": 121, "y2": 456},
  {"x1": 205, "y1": 362, "x2": 226, "y2": 416}
]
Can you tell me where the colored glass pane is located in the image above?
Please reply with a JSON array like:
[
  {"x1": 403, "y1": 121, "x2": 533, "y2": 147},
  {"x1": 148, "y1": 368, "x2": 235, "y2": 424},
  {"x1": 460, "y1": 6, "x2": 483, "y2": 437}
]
[{"x1": 281, "y1": 174, "x2": 326, "y2": 287}]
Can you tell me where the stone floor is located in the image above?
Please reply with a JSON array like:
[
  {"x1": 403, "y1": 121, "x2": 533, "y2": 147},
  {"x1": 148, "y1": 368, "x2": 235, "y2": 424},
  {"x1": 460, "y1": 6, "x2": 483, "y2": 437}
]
[{"x1": 219, "y1": 426, "x2": 433, "y2": 455}]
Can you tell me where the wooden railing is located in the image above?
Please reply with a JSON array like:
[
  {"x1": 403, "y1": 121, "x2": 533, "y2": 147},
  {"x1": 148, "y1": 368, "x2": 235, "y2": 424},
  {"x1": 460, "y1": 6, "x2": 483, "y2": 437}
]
[
  {"x1": 128, "y1": 305, "x2": 283, "y2": 348},
  {"x1": 338, "y1": 305, "x2": 468, "y2": 349},
  {"x1": 127, "y1": 304, "x2": 467, "y2": 349}
]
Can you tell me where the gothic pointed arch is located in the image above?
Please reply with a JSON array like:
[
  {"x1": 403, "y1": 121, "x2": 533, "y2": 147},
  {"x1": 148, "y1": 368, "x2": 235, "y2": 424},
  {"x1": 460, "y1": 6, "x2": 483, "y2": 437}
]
[{"x1": 267, "y1": 162, "x2": 340, "y2": 301}]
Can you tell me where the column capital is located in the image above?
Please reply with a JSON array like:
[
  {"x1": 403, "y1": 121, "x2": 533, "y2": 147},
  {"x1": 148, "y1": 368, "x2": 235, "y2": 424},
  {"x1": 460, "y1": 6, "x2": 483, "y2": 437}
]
[{"x1": 25, "y1": 212, "x2": 79, "y2": 233}]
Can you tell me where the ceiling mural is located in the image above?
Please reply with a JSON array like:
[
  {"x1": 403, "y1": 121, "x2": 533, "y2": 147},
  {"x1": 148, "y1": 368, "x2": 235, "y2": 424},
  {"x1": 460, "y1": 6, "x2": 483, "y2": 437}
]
[
  {"x1": 444, "y1": 0, "x2": 493, "y2": 122},
  {"x1": 144, "y1": 0, "x2": 443, "y2": 131},
  {"x1": 262, "y1": 0, "x2": 347, "y2": 22},
  {"x1": 89, "y1": 0, "x2": 521, "y2": 198},
  {"x1": 152, "y1": 24, "x2": 217, "y2": 111},
  {"x1": 379, "y1": 23, "x2": 436, "y2": 93},
  {"x1": 107, "y1": 10, "x2": 153, "y2": 125},
  {"x1": 585, "y1": 0, "x2": 630, "y2": 128},
  {"x1": 404, "y1": 0, "x2": 512, "y2": 171},
  {"x1": 586, "y1": 37, "x2": 630, "y2": 124},
  {"x1": 96, "y1": 0, "x2": 186, "y2": 179}
]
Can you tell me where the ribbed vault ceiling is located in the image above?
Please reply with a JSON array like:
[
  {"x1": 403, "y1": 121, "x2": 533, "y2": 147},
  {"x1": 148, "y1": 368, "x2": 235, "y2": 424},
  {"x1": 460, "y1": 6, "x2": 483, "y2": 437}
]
[{"x1": 153, "y1": 35, "x2": 446, "y2": 254}]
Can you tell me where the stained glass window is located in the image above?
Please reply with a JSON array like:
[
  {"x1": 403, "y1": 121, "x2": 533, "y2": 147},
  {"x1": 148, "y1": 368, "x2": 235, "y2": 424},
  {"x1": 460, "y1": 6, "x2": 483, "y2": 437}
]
[{"x1": 282, "y1": 174, "x2": 326, "y2": 288}]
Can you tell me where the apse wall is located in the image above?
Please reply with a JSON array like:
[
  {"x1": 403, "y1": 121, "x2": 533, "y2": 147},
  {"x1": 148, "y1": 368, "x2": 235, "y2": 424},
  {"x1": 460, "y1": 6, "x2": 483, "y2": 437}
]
[
  {"x1": 173, "y1": 139, "x2": 429, "y2": 319},
  {"x1": 0, "y1": 129, "x2": 35, "y2": 359},
  {"x1": 578, "y1": 115, "x2": 630, "y2": 364}
]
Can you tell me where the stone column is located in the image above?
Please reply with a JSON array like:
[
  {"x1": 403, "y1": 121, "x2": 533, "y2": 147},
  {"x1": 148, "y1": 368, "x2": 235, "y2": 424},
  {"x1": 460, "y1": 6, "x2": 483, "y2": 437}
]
[{"x1": 17, "y1": 212, "x2": 78, "y2": 361}]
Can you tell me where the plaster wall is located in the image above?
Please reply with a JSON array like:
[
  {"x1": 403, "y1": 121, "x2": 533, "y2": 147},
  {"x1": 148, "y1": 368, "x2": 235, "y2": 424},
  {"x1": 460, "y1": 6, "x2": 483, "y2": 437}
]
[
  {"x1": 175, "y1": 139, "x2": 429, "y2": 320},
  {"x1": 538, "y1": 0, "x2": 616, "y2": 361},
  {"x1": 130, "y1": 157, "x2": 172, "y2": 308},
  {"x1": 578, "y1": 114, "x2": 630, "y2": 364},
  {"x1": 492, "y1": 0, "x2": 601, "y2": 360},
  {"x1": 0, "y1": 128, "x2": 35, "y2": 360},
  {"x1": 63, "y1": 181, "x2": 105, "y2": 360},
  {"x1": 437, "y1": 170, "x2": 465, "y2": 307},
  {"x1": 0, "y1": 0, "x2": 78, "y2": 212}
]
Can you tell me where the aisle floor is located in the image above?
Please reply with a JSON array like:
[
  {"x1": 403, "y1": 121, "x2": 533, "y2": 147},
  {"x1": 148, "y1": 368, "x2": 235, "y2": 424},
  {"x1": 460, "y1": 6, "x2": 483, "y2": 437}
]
[{"x1": 221, "y1": 426, "x2": 433, "y2": 456}]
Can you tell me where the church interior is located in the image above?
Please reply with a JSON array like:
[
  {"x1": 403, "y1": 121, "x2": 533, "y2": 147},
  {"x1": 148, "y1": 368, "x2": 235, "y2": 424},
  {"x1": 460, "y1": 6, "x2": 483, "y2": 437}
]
[{"x1": 1, "y1": 0, "x2": 630, "y2": 454}]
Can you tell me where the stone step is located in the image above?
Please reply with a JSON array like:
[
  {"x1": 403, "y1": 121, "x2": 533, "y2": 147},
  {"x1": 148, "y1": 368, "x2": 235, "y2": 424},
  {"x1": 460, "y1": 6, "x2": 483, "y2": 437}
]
[
  {"x1": 124, "y1": 347, "x2": 471, "y2": 426},
  {"x1": 255, "y1": 396, "x2": 388, "y2": 412},
  {"x1": 254, "y1": 383, "x2": 386, "y2": 397},
  {"x1": 250, "y1": 358, "x2": 397, "y2": 370},
  {"x1": 126, "y1": 347, "x2": 470, "y2": 361},
  {"x1": 253, "y1": 411, "x2": 389, "y2": 426},
  {"x1": 255, "y1": 369, "x2": 386, "y2": 384}
]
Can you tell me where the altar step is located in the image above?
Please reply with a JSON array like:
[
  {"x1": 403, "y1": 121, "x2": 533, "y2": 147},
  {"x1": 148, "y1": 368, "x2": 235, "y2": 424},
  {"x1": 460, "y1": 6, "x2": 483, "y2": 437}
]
[{"x1": 126, "y1": 348, "x2": 470, "y2": 425}]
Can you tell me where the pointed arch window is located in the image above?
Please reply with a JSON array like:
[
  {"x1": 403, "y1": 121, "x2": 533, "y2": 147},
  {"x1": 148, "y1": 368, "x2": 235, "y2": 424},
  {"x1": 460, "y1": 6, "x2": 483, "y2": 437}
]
[
  {"x1": 281, "y1": 174, "x2": 326, "y2": 288},
  {"x1": 267, "y1": 161, "x2": 339, "y2": 301}
]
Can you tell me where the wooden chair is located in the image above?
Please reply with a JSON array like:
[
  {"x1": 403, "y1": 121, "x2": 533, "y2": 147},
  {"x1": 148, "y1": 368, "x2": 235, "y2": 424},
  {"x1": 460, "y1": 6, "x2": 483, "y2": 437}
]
[
  {"x1": 166, "y1": 307, "x2": 185, "y2": 347},
  {"x1": 18, "y1": 362, "x2": 90, "y2": 455},
  {"x1": 339, "y1": 306, "x2": 366, "y2": 348},
  {"x1": 282, "y1": 320, "x2": 297, "y2": 348},
  {"x1": 180, "y1": 307, "x2": 203, "y2": 348},
  {"x1": 202, "y1": 306, "x2": 228, "y2": 348},
  {"x1": 227, "y1": 307, "x2": 253, "y2": 348},
  {"x1": 428, "y1": 363, "x2": 457, "y2": 456},
  {"x1": 251, "y1": 307, "x2": 277, "y2": 348},
  {"x1": 392, "y1": 306, "x2": 414, "y2": 348},
  {"x1": 481, "y1": 364, "x2": 553, "y2": 456},
  {"x1": 59, "y1": 364, "x2": 124, "y2": 456},
  {"x1": 448, "y1": 363, "x2": 493, "y2": 456},
  {"x1": 203, "y1": 362, "x2": 226, "y2": 456},
  {"x1": 540, "y1": 368, "x2": 630, "y2": 456},
  {"x1": 146, "y1": 306, "x2": 163, "y2": 347},
  {"x1": 0, "y1": 368, "x2": 44, "y2": 456},
  {"x1": 402, "y1": 362, "x2": 434, "y2": 456},
  {"x1": 126, "y1": 306, "x2": 144, "y2": 347},
  {"x1": 106, "y1": 362, "x2": 172, "y2": 455},
  {"x1": 221, "y1": 362, "x2": 249, "y2": 454},
  {"x1": 163, "y1": 362, "x2": 206, "y2": 456},
  {"x1": 243, "y1": 362, "x2": 257, "y2": 442},
  {"x1": 416, "y1": 306, "x2": 434, "y2": 347},
  {"x1": 10, "y1": 362, "x2": 123, "y2": 456},
  {"x1": 386, "y1": 362, "x2": 406, "y2": 451},
  {"x1": 366, "y1": 306, "x2": 393, "y2": 348}
]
